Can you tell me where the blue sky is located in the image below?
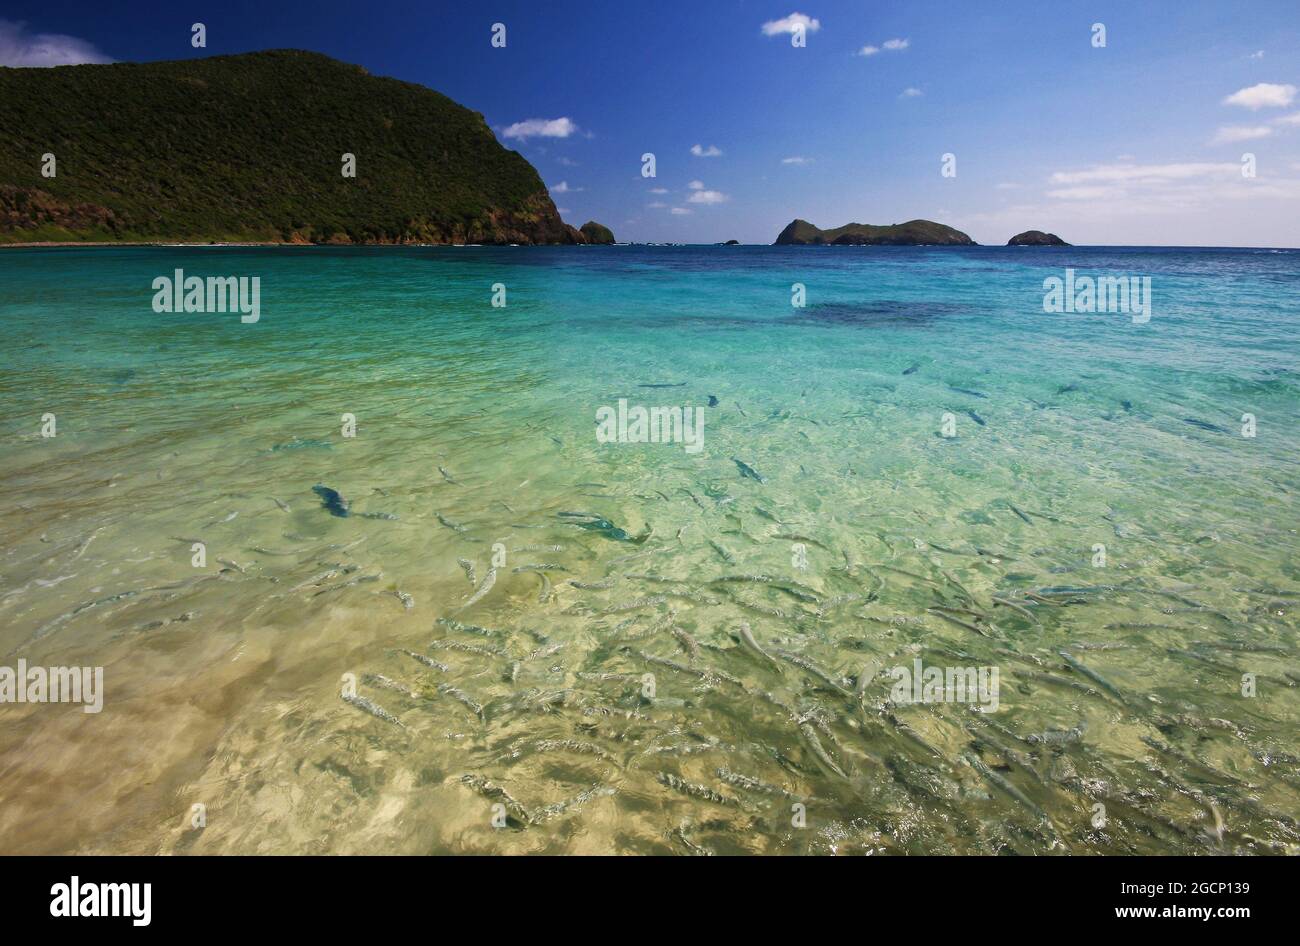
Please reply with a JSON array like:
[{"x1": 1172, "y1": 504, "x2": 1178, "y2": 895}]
[{"x1": 3, "y1": 0, "x2": 1299, "y2": 245}]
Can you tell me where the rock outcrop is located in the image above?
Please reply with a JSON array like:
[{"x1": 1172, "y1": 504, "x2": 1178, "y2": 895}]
[
  {"x1": 1007, "y1": 230, "x2": 1070, "y2": 246},
  {"x1": 774, "y1": 218, "x2": 975, "y2": 246},
  {"x1": 579, "y1": 221, "x2": 615, "y2": 244}
]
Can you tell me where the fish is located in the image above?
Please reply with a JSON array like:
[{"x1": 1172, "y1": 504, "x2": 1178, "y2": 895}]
[
  {"x1": 964, "y1": 753, "x2": 1047, "y2": 821},
  {"x1": 1006, "y1": 502, "x2": 1033, "y2": 524},
  {"x1": 400, "y1": 649, "x2": 449, "y2": 673},
  {"x1": 1026, "y1": 723, "x2": 1087, "y2": 745},
  {"x1": 438, "y1": 465, "x2": 459, "y2": 485},
  {"x1": 773, "y1": 532, "x2": 831, "y2": 551},
  {"x1": 435, "y1": 617, "x2": 502, "y2": 639},
  {"x1": 732, "y1": 458, "x2": 767, "y2": 483},
  {"x1": 670, "y1": 625, "x2": 700, "y2": 660},
  {"x1": 902, "y1": 363, "x2": 921, "y2": 375},
  {"x1": 271, "y1": 497, "x2": 291, "y2": 513},
  {"x1": 773, "y1": 649, "x2": 852, "y2": 695},
  {"x1": 1121, "y1": 400, "x2": 1133, "y2": 411},
  {"x1": 1058, "y1": 650, "x2": 1127, "y2": 703},
  {"x1": 736, "y1": 622, "x2": 783, "y2": 672},
  {"x1": 948, "y1": 385, "x2": 988, "y2": 399},
  {"x1": 656, "y1": 772, "x2": 735, "y2": 806},
  {"x1": 966, "y1": 409, "x2": 986, "y2": 427},
  {"x1": 708, "y1": 539, "x2": 736, "y2": 564},
  {"x1": 436, "y1": 512, "x2": 469, "y2": 534},
  {"x1": 271, "y1": 438, "x2": 333, "y2": 452},
  {"x1": 457, "y1": 558, "x2": 476, "y2": 585},
  {"x1": 716, "y1": 767, "x2": 797, "y2": 798},
  {"x1": 1183, "y1": 417, "x2": 1229, "y2": 433},
  {"x1": 458, "y1": 567, "x2": 497, "y2": 611},
  {"x1": 569, "y1": 577, "x2": 616, "y2": 590},
  {"x1": 429, "y1": 639, "x2": 506, "y2": 658},
  {"x1": 638, "y1": 382, "x2": 687, "y2": 388},
  {"x1": 798, "y1": 722, "x2": 848, "y2": 780},
  {"x1": 556, "y1": 512, "x2": 651, "y2": 543},
  {"x1": 532, "y1": 785, "x2": 618, "y2": 823},
  {"x1": 438, "y1": 683, "x2": 485, "y2": 719},
  {"x1": 458, "y1": 774, "x2": 533, "y2": 826},
  {"x1": 926, "y1": 608, "x2": 991, "y2": 638},
  {"x1": 312, "y1": 484, "x2": 350, "y2": 517},
  {"x1": 1056, "y1": 383, "x2": 1078, "y2": 395},
  {"x1": 341, "y1": 692, "x2": 404, "y2": 728},
  {"x1": 707, "y1": 395, "x2": 719, "y2": 407},
  {"x1": 362, "y1": 673, "x2": 417, "y2": 698}
]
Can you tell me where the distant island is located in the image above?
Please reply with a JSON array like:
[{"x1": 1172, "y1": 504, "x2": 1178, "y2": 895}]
[
  {"x1": 579, "y1": 221, "x2": 615, "y2": 244},
  {"x1": 774, "y1": 219, "x2": 975, "y2": 246},
  {"x1": 0, "y1": 50, "x2": 611, "y2": 246},
  {"x1": 1007, "y1": 230, "x2": 1070, "y2": 246}
]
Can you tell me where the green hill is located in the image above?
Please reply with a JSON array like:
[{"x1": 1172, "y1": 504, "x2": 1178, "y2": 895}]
[
  {"x1": 579, "y1": 221, "x2": 615, "y2": 244},
  {"x1": 774, "y1": 218, "x2": 975, "y2": 246},
  {"x1": 0, "y1": 49, "x2": 582, "y2": 245}
]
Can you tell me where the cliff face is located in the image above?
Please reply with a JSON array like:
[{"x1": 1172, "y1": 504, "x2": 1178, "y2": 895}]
[
  {"x1": 0, "y1": 50, "x2": 580, "y2": 245},
  {"x1": 774, "y1": 218, "x2": 975, "y2": 246}
]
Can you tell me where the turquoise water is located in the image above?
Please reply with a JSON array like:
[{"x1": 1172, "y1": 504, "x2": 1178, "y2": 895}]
[{"x1": 0, "y1": 244, "x2": 1297, "y2": 854}]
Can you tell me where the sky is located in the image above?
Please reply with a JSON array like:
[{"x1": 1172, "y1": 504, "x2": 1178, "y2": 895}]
[{"x1": 2, "y1": 0, "x2": 1299, "y2": 246}]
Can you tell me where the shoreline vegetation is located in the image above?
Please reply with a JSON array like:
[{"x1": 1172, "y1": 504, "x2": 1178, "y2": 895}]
[{"x1": 0, "y1": 49, "x2": 613, "y2": 247}]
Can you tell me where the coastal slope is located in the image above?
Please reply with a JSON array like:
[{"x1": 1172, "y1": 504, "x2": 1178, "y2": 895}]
[
  {"x1": 0, "y1": 50, "x2": 581, "y2": 245},
  {"x1": 774, "y1": 218, "x2": 976, "y2": 246}
]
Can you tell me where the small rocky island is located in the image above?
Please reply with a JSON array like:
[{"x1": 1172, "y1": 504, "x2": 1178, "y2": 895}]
[
  {"x1": 1007, "y1": 230, "x2": 1070, "y2": 246},
  {"x1": 774, "y1": 218, "x2": 975, "y2": 246},
  {"x1": 579, "y1": 221, "x2": 615, "y2": 244}
]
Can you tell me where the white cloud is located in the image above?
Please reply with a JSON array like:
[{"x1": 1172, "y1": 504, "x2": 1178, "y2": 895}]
[
  {"x1": 1223, "y1": 82, "x2": 1297, "y2": 110},
  {"x1": 1273, "y1": 112, "x2": 1300, "y2": 126},
  {"x1": 0, "y1": 19, "x2": 112, "y2": 66},
  {"x1": 1050, "y1": 162, "x2": 1240, "y2": 185},
  {"x1": 761, "y1": 13, "x2": 821, "y2": 37},
  {"x1": 647, "y1": 201, "x2": 668, "y2": 209},
  {"x1": 900, "y1": 87, "x2": 923, "y2": 98},
  {"x1": 690, "y1": 144, "x2": 723, "y2": 157},
  {"x1": 557, "y1": 156, "x2": 578, "y2": 167},
  {"x1": 550, "y1": 181, "x2": 585, "y2": 194},
  {"x1": 670, "y1": 207, "x2": 692, "y2": 215},
  {"x1": 782, "y1": 156, "x2": 813, "y2": 165},
  {"x1": 649, "y1": 187, "x2": 668, "y2": 194},
  {"x1": 995, "y1": 182, "x2": 1020, "y2": 190},
  {"x1": 858, "y1": 37, "x2": 907, "y2": 57},
  {"x1": 1248, "y1": 50, "x2": 1265, "y2": 60},
  {"x1": 501, "y1": 117, "x2": 578, "y2": 141},
  {"x1": 1212, "y1": 125, "x2": 1273, "y2": 144},
  {"x1": 555, "y1": 207, "x2": 570, "y2": 214},
  {"x1": 687, "y1": 189, "x2": 727, "y2": 205},
  {"x1": 1044, "y1": 161, "x2": 1253, "y2": 201},
  {"x1": 687, "y1": 179, "x2": 705, "y2": 190}
]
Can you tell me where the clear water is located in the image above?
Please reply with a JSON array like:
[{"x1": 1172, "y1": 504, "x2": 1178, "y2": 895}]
[{"x1": 0, "y1": 244, "x2": 1296, "y2": 854}]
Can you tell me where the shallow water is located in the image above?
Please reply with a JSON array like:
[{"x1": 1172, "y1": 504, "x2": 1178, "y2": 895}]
[{"x1": 0, "y1": 244, "x2": 1297, "y2": 854}]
